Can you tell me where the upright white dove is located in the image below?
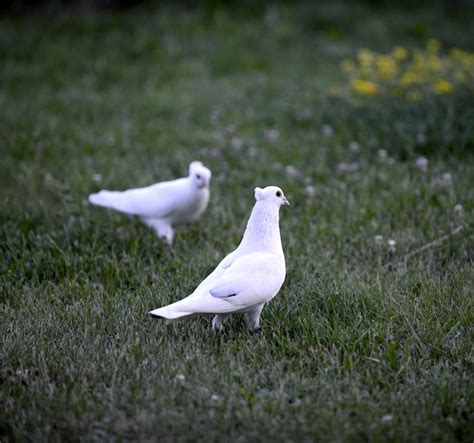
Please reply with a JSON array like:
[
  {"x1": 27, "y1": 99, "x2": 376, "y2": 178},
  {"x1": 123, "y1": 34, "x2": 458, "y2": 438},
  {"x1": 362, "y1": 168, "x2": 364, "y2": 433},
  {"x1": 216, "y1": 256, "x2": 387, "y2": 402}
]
[
  {"x1": 149, "y1": 185, "x2": 289, "y2": 331},
  {"x1": 88, "y1": 161, "x2": 211, "y2": 245}
]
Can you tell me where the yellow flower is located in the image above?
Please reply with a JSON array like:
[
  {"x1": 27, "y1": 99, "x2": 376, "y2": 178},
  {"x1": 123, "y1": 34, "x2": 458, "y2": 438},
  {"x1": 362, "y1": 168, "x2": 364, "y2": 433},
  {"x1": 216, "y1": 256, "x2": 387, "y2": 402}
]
[
  {"x1": 342, "y1": 41, "x2": 474, "y2": 101},
  {"x1": 376, "y1": 55, "x2": 398, "y2": 79},
  {"x1": 434, "y1": 79, "x2": 453, "y2": 94},
  {"x1": 427, "y1": 38, "x2": 441, "y2": 53},
  {"x1": 449, "y1": 48, "x2": 474, "y2": 69},
  {"x1": 400, "y1": 70, "x2": 421, "y2": 87},
  {"x1": 357, "y1": 49, "x2": 375, "y2": 67},
  {"x1": 427, "y1": 55, "x2": 443, "y2": 72},
  {"x1": 449, "y1": 48, "x2": 463, "y2": 61},
  {"x1": 392, "y1": 46, "x2": 408, "y2": 61},
  {"x1": 351, "y1": 79, "x2": 378, "y2": 96},
  {"x1": 412, "y1": 52, "x2": 427, "y2": 73},
  {"x1": 340, "y1": 59, "x2": 355, "y2": 74}
]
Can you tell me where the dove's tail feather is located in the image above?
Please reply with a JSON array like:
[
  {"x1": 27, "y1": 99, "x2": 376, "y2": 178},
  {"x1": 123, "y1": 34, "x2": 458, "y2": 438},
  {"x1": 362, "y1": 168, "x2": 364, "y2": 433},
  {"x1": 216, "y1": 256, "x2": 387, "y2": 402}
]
[
  {"x1": 89, "y1": 190, "x2": 120, "y2": 208},
  {"x1": 149, "y1": 305, "x2": 194, "y2": 320},
  {"x1": 88, "y1": 190, "x2": 137, "y2": 214}
]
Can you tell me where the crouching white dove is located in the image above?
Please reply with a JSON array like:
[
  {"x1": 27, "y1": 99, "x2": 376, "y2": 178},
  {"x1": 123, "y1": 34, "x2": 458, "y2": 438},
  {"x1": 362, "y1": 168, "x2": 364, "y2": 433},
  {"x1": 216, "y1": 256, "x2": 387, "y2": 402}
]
[
  {"x1": 88, "y1": 161, "x2": 211, "y2": 245},
  {"x1": 149, "y1": 185, "x2": 289, "y2": 331}
]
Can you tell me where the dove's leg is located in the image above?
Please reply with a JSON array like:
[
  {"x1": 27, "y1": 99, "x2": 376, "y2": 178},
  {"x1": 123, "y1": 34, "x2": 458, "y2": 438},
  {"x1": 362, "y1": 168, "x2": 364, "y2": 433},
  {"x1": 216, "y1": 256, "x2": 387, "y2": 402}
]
[
  {"x1": 141, "y1": 218, "x2": 174, "y2": 245},
  {"x1": 160, "y1": 226, "x2": 174, "y2": 245},
  {"x1": 212, "y1": 314, "x2": 231, "y2": 331},
  {"x1": 246, "y1": 304, "x2": 265, "y2": 330}
]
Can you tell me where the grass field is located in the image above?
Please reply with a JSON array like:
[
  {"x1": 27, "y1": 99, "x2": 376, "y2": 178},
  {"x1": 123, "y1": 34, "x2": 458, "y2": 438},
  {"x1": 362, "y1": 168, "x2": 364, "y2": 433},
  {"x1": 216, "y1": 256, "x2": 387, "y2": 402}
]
[{"x1": 1, "y1": 1, "x2": 473, "y2": 441}]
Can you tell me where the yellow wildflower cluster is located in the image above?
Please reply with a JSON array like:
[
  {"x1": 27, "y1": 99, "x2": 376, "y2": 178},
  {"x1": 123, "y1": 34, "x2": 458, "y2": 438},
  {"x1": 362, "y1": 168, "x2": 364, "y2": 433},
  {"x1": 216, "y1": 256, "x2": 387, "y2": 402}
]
[
  {"x1": 351, "y1": 79, "x2": 378, "y2": 96},
  {"x1": 341, "y1": 39, "x2": 474, "y2": 100}
]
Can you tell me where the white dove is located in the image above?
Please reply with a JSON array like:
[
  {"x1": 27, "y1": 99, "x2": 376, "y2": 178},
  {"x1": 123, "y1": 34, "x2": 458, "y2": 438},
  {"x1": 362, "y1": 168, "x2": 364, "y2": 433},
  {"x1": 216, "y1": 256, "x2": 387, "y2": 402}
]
[
  {"x1": 149, "y1": 185, "x2": 289, "y2": 331},
  {"x1": 88, "y1": 161, "x2": 211, "y2": 245}
]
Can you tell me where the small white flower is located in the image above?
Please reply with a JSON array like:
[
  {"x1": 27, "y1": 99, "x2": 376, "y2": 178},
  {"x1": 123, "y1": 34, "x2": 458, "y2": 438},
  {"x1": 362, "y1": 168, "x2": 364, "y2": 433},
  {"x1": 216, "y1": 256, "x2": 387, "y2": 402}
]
[
  {"x1": 387, "y1": 239, "x2": 396, "y2": 252},
  {"x1": 415, "y1": 156, "x2": 428, "y2": 172},
  {"x1": 92, "y1": 173, "x2": 102, "y2": 183},
  {"x1": 265, "y1": 128, "x2": 279, "y2": 143},
  {"x1": 199, "y1": 147, "x2": 220, "y2": 158},
  {"x1": 378, "y1": 149, "x2": 395, "y2": 165},
  {"x1": 272, "y1": 162, "x2": 283, "y2": 171},
  {"x1": 204, "y1": 147, "x2": 221, "y2": 158},
  {"x1": 295, "y1": 109, "x2": 312, "y2": 121},
  {"x1": 441, "y1": 172, "x2": 452, "y2": 186},
  {"x1": 231, "y1": 137, "x2": 243, "y2": 151},
  {"x1": 381, "y1": 414, "x2": 394, "y2": 423},
  {"x1": 305, "y1": 185, "x2": 317, "y2": 197},
  {"x1": 322, "y1": 123, "x2": 334, "y2": 137},
  {"x1": 453, "y1": 204, "x2": 464, "y2": 216},
  {"x1": 105, "y1": 133, "x2": 116, "y2": 145},
  {"x1": 374, "y1": 235, "x2": 384, "y2": 244},
  {"x1": 210, "y1": 108, "x2": 222, "y2": 123},
  {"x1": 347, "y1": 173, "x2": 361, "y2": 182},
  {"x1": 175, "y1": 373, "x2": 185, "y2": 382},
  {"x1": 285, "y1": 165, "x2": 300, "y2": 178},
  {"x1": 432, "y1": 172, "x2": 453, "y2": 189},
  {"x1": 247, "y1": 146, "x2": 258, "y2": 158},
  {"x1": 16, "y1": 369, "x2": 29, "y2": 378},
  {"x1": 336, "y1": 162, "x2": 359, "y2": 174},
  {"x1": 209, "y1": 394, "x2": 221, "y2": 406},
  {"x1": 264, "y1": 5, "x2": 280, "y2": 25},
  {"x1": 349, "y1": 141, "x2": 360, "y2": 153},
  {"x1": 416, "y1": 132, "x2": 427, "y2": 146}
]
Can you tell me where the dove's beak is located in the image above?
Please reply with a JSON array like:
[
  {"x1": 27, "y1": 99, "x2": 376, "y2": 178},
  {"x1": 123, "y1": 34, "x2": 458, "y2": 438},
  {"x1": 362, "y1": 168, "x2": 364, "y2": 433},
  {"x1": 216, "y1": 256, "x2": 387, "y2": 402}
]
[{"x1": 282, "y1": 197, "x2": 290, "y2": 206}]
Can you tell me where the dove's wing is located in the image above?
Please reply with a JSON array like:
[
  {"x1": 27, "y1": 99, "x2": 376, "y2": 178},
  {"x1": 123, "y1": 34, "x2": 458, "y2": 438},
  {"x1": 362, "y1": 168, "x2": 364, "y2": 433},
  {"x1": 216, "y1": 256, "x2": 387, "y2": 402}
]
[
  {"x1": 150, "y1": 252, "x2": 285, "y2": 318},
  {"x1": 89, "y1": 178, "x2": 188, "y2": 218},
  {"x1": 193, "y1": 249, "x2": 239, "y2": 292}
]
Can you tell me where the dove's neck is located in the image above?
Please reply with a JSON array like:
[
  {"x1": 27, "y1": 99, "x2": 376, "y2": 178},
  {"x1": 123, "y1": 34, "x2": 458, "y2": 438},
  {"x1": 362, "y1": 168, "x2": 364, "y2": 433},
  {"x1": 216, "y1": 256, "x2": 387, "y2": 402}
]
[{"x1": 239, "y1": 202, "x2": 283, "y2": 255}]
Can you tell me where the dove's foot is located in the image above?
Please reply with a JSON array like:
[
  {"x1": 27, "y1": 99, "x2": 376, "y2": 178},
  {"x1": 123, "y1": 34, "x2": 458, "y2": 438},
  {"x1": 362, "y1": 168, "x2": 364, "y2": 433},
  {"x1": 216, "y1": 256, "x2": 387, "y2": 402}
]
[
  {"x1": 142, "y1": 218, "x2": 174, "y2": 245},
  {"x1": 246, "y1": 304, "x2": 264, "y2": 330},
  {"x1": 212, "y1": 314, "x2": 230, "y2": 331},
  {"x1": 156, "y1": 225, "x2": 174, "y2": 246},
  {"x1": 160, "y1": 233, "x2": 174, "y2": 246}
]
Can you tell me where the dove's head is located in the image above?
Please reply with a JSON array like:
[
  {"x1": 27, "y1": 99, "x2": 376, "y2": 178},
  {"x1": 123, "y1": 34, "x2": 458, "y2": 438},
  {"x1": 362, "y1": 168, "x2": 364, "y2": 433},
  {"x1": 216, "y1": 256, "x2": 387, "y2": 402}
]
[
  {"x1": 254, "y1": 186, "x2": 290, "y2": 207},
  {"x1": 189, "y1": 161, "x2": 212, "y2": 189}
]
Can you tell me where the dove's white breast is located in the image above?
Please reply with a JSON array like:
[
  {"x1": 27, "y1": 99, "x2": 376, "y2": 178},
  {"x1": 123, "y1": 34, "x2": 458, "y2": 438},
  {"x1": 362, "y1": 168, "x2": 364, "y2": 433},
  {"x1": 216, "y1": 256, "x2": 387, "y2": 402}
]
[{"x1": 166, "y1": 186, "x2": 209, "y2": 225}]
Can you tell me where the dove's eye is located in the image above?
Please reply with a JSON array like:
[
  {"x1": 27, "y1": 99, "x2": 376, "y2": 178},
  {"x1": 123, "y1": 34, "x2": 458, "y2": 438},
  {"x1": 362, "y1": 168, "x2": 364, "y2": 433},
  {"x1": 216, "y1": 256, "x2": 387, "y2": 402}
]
[
  {"x1": 196, "y1": 174, "x2": 201, "y2": 179},
  {"x1": 276, "y1": 191, "x2": 282, "y2": 197}
]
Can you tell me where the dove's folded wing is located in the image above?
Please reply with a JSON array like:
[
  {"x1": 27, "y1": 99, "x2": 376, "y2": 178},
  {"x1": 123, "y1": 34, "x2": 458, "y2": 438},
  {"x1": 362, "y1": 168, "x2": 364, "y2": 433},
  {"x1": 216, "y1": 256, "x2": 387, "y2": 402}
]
[
  {"x1": 177, "y1": 252, "x2": 285, "y2": 314},
  {"x1": 193, "y1": 249, "x2": 239, "y2": 292}
]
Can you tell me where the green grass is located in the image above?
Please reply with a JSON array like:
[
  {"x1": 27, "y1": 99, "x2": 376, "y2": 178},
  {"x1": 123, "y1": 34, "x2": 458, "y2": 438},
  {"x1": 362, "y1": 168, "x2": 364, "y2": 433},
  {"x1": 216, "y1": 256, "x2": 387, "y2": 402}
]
[{"x1": 1, "y1": 1, "x2": 473, "y2": 441}]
